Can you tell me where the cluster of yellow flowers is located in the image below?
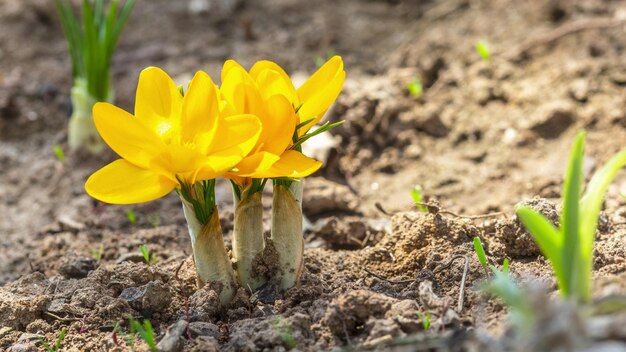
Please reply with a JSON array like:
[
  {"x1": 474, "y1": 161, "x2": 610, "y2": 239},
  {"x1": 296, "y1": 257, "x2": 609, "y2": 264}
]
[
  {"x1": 85, "y1": 56, "x2": 344, "y2": 203},
  {"x1": 84, "y1": 57, "x2": 345, "y2": 304}
]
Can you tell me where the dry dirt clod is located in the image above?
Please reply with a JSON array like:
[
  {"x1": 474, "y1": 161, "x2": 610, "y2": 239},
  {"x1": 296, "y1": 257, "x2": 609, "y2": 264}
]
[
  {"x1": 189, "y1": 321, "x2": 219, "y2": 339},
  {"x1": 527, "y1": 100, "x2": 576, "y2": 139},
  {"x1": 119, "y1": 280, "x2": 170, "y2": 317},
  {"x1": 156, "y1": 320, "x2": 187, "y2": 352},
  {"x1": 58, "y1": 253, "x2": 96, "y2": 279},
  {"x1": 323, "y1": 290, "x2": 396, "y2": 338}
]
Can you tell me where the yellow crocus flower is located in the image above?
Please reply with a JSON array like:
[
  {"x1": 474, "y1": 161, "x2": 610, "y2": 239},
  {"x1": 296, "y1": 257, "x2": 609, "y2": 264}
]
[
  {"x1": 218, "y1": 56, "x2": 344, "y2": 184},
  {"x1": 85, "y1": 66, "x2": 262, "y2": 204}
]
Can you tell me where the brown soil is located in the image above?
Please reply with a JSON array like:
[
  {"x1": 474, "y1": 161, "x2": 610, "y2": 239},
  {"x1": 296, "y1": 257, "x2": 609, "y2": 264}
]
[{"x1": 2, "y1": 0, "x2": 626, "y2": 351}]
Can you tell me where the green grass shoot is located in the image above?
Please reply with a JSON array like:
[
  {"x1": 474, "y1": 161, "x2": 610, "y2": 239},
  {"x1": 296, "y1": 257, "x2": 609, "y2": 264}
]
[
  {"x1": 271, "y1": 315, "x2": 297, "y2": 349},
  {"x1": 517, "y1": 131, "x2": 626, "y2": 302},
  {"x1": 417, "y1": 312, "x2": 431, "y2": 330},
  {"x1": 411, "y1": 185, "x2": 428, "y2": 212},
  {"x1": 482, "y1": 270, "x2": 534, "y2": 335},
  {"x1": 407, "y1": 77, "x2": 423, "y2": 99},
  {"x1": 91, "y1": 243, "x2": 104, "y2": 262},
  {"x1": 38, "y1": 327, "x2": 67, "y2": 352},
  {"x1": 54, "y1": 0, "x2": 135, "y2": 101},
  {"x1": 53, "y1": 145, "x2": 65, "y2": 161},
  {"x1": 126, "y1": 208, "x2": 137, "y2": 225},
  {"x1": 475, "y1": 39, "x2": 491, "y2": 61},
  {"x1": 139, "y1": 244, "x2": 156, "y2": 266},
  {"x1": 129, "y1": 317, "x2": 157, "y2": 352},
  {"x1": 473, "y1": 236, "x2": 509, "y2": 276}
]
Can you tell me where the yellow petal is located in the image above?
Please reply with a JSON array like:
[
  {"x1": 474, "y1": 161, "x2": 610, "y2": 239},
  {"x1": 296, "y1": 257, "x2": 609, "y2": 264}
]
[
  {"x1": 134, "y1": 67, "x2": 183, "y2": 134},
  {"x1": 261, "y1": 95, "x2": 297, "y2": 155},
  {"x1": 297, "y1": 63, "x2": 345, "y2": 134},
  {"x1": 250, "y1": 61, "x2": 298, "y2": 104},
  {"x1": 206, "y1": 114, "x2": 262, "y2": 161},
  {"x1": 297, "y1": 56, "x2": 344, "y2": 103},
  {"x1": 181, "y1": 71, "x2": 219, "y2": 148},
  {"x1": 221, "y1": 60, "x2": 247, "y2": 85},
  {"x1": 231, "y1": 151, "x2": 281, "y2": 176},
  {"x1": 93, "y1": 102, "x2": 169, "y2": 172},
  {"x1": 252, "y1": 150, "x2": 321, "y2": 178},
  {"x1": 85, "y1": 159, "x2": 177, "y2": 204}
]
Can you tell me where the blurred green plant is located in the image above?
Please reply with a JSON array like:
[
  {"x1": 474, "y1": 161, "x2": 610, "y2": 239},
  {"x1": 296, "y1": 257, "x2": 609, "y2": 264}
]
[
  {"x1": 411, "y1": 185, "x2": 428, "y2": 212},
  {"x1": 417, "y1": 312, "x2": 431, "y2": 330},
  {"x1": 517, "y1": 131, "x2": 626, "y2": 303},
  {"x1": 38, "y1": 327, "x2": 67, "y2": 352},
  {"x1": 54, "y1": 0, "x2": 135, "y2": 153},
  {"x1": 91, "y1": 243, "x2": 104, "y2": 262},
  {"x1": 475, "y1": 39, "x2": 491, "y2": 61},
  {"x1": 473, "y1": 236, "x2": 509, "y2": 277},
  {"x1": 406, "y1": 77, "x2": 423, "y2": 99},
  {"x1": 53, "y1": 145, "x2": 65, "y2": 162},
  {"x1": 139, "y1": 244, "x2": 156, "y2": 266},
  {"x1": 271, "y1": 315, "x2": 297, "y2": 349},
  {"x1": 126, "y1": 208, "x2": 137, "y2": 225},
  {"x1": 129, "y1": 317, "x2": 157, "y2": 352}
]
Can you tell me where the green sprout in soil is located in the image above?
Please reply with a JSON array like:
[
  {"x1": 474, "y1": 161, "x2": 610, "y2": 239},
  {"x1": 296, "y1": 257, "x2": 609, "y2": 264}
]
[
  {"x1": 53, "y1": 145, "x2": 65, "y2": 162},
  {"x1": 129, "y1": 317, "x2": 157, "y2": 352},
  {"x1": 139, "y1": 244, "x2": 156, "y2": 266},
  {"x1": 271, "y1": 315, "x2": 297, "y2": 349},
  {"x1": 417, "y1": 312, "x2": 431, "y2": 330},
  {"x1": 473, "y1": 236, "x2": 509, "y2": 277},
  {"x1": 475, "y1": 39, "x2": 491, "y2": 61},
  {"x1": 411, "y1": 185, "x2": 428, "y2": 212},
  {"x1": 38, "y1": 327, "x2": 67, "y2": 352},
  {"x1": 54, "y1": 0, "x2": 135, "y2": 154},
  {"x1": 517, "y1": 131, "x2": 626, "y2": 303},
  {"x1": 482, "y1": 270, "x2": 534, "y2": 336},
  {"x1": 407, "y1": 77, "x2": 423, "y2": 99},
  {"x1": 91, "y1": 243, "x2": 104, "y2": 262},
  {"x1": 126, "y1": 208, "x2": 137, "y2": 225}
]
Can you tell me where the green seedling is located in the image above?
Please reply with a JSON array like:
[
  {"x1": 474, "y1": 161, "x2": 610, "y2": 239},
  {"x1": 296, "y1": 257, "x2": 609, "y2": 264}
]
[
  {"x1": 315, "y1": 49, "x2": 337, "y2": 68},
  {"x1": 271, "y1": 315, "x2": 297, "y2": 349},
  {"x1": 411, "y1": 185, "x2": 428, "y2": 212},
  {"x1": 473, "y1": 236, "x2": 509, "y2": 276},
  {"x1": 39, "y1": 327, "x2": 67, "y2": 352},
  {"x1": 126, "y1": 208, "x2": 137, "y2": 225},
  {"x1": 407, "y1": 77, "x2": 423, "y2": 99},
  {"x1": 475, "y1": 39, "x2": 491, "y2": 61},
  {"x1": 138, "y1": 244, "x2": 156, "y2": 266},
  {"x1": 417, "y1": 312, "x2": 431, "y2": 330},
  {"x1": 482, "y1": 270, "x2": 534, "y2": 336},
  {"x1": 129, "y1": 317, "x2": 157, "y2": 352},
  {"x1": 53, "y1": 145, "x2": 65, "y2": 162},
  {"x1": 54, "y1": 0, "x2": 135, "y2": 153},
  {"x1": 91, "y1": 243, "x2": 104, "y2": 262},
  {"x1": 517, "y1": 131, "x2": 626, "y2": 303},
  {"x1": 146, "y1": 212, "x2": 161, "y2": 228}
]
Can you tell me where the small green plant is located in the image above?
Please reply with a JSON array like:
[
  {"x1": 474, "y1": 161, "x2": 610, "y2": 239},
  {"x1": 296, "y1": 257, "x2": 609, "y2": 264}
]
[
  {"x1": 314, "y1": 49, "x2": 337, "y2": 67},
  {"x1": 475, "y1": 39, "x2": 491, "y2": 61},
  {"x1": 417, "y1": 312, "x2": 431, "y2": 330},
  {"x1": 38, "y1": 327, "x2": 68, "y2": 352},
  {"x1": 54, "y1": 0, "x2": 135, "y2": 153},
  {"x1": 126, "y1": 208, "x2": 137, "y2": 225},
  {"x1": 482, "y1": 270, "x2": 534, "y2": 336},
  {"x1": 139, "y1": 244, "x2": 156, "y2": 266},
  {"x1": 271, "y1": 315, "x2": 297, "y2": 349},
  {"x1": 411, "y1": 185, "x2": 428, "y2": 212},
  {"x1": 91, "y1": 243, "x2": 104, "y2": 262},
  {"x1": 517, "y1": 131, "x2": 626, "y2": 303},
  {"x1": 406, "y1": 77, "x2": 423, "y2": 99},
  {"x1": 53, "y1": 145, "x2": 65, "y2": 162},
  {"x1": 129, "y1": 317, "x2": 157, "y2": 352},
  {"x1": 473, "y1": 236, "x2": 509, "y2": 276}
]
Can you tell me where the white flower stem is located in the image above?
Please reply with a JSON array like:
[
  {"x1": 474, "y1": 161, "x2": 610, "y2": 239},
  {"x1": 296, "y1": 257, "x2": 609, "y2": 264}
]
[
  {"x1": 67, "y1": 78, "x2": 108, "y2": 154},
  {"x1": 232, "y1": 187, "x2": 266, "y2": 291},
  {"x1": 271, "y1": 181, "x2": 304, "y2": 290},
  {"x1": 181, "y1": 198, "x2": 236, "y2": 305}
]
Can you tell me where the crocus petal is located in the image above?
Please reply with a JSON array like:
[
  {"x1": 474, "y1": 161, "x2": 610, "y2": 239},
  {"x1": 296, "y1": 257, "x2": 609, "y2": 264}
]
[
  {"x1": 296, "y1": 56, "x2": 345, "y2": 133},
  {"x1": 181, "y1": 71, "x2": 219, "y2": 149},
  {"x1": 93, "y1": 102, "x2": 170, "y2": 174},
  {"x1": 231, "y1": 151, "x2": 281, "y2": 177},
  {"x1": 134, "y1": 67, "x2": 183, "y2": 135},
  {"x1": 250, "y1": 61, "x2": 298, "y2": 104},
  {"x1": 85, "y1": 159, "x2": 177, "y2": 204},
  {"x1": 261, "y1": 95, "x2": 297, "y2": 155},
  {"x1": 252, "y1": 150, "x2": 321, "y2": 178},
  {"x1": 207, "y1": 114, "x2": 262, "y2": 161}
]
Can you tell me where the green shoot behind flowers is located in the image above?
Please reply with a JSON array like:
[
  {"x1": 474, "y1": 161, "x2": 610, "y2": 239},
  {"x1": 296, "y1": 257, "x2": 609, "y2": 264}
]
[
  {"x1": 38, "y1": 327, "x2": 67, "y2": 352},
  {"x1": 54, "y1": 0, "x2": 135, "y2": 153},
  {"x1": 475, "y1": 39, "x2": 491, "y2": 61},
  {"x1": 517, "y1": 131, "x2": 626, "y2": 303}
]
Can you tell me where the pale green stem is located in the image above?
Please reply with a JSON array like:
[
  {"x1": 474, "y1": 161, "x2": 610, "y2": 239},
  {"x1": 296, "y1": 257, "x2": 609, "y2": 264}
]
[
  {"x1": 67, "y1": 78, "x2": 111, "y2": 154},
  {"x1": 181, "y1": 198, "x2": 236, "y2": 305},
  {"x1": 271, "y1": 181, "x2": 304, "y2": 290},
  {"x1": 232, "y1": 188, "x2": 266, "y2": 291}
]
